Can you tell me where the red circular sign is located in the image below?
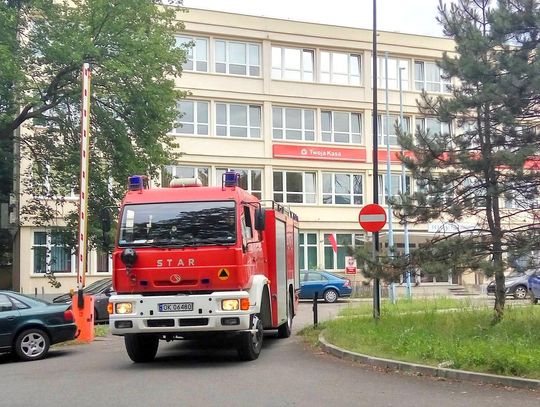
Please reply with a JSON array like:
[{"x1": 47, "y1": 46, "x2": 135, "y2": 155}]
[{"x1": 359, "y1": 204, "x2": 387, "y2": 232}]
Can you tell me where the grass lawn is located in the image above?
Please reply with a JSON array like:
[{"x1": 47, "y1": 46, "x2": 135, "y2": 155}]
[{"x1": 301, "y1": 301, "x2": 540, "y2": 380}]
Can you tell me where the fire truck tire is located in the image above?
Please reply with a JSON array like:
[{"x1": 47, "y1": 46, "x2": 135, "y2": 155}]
[
  {"x1": 124, "y1": 334, "x2": 159, "y2": 363},
  {"x1": 237, "y1": 314, "x2": 263, "y2": 361},
  {"x1": 277, "y1": 296, "x2": 293, "y2": 338}
]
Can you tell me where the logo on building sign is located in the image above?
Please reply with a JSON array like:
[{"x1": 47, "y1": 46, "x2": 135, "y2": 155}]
[
  {"x1": 170, "y1": 274, "x2": 182, "y2": 284},
  {"x1": 272, "y1": 144, "x2": 366, "y2": 162}
]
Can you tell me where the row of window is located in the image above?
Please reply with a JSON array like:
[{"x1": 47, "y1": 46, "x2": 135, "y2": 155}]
[
  {"x1": 163, "y1": 165, "x2": 538, "y2": 209},
  {"x1": 32, "y1": 232, "x2": 109, "y2": 274},
  {"x1": 29, "y1": 230, "x2": 403, "y2": 274},
  {"x1": 173, "y1": 100, "x2": 452, "y2": 145},
  {"x1": 177, "y1": 35, "x2": 451, "y2": 92},
  {"x1": 163, "y1": 165, "x2": 410, "y2": 205}
]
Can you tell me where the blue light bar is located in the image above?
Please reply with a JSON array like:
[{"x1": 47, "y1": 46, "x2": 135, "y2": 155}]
[
  {"x1": 223, "y1": 171, "x2": 239, "y2": 188},
  {"x1": 128, "y1": 175, "x2": 148, "y2": 191}
]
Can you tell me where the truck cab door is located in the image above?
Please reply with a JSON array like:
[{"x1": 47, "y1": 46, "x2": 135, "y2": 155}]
[{"x1": 0, "y1": 294, "x2": 20, "y2": 349}]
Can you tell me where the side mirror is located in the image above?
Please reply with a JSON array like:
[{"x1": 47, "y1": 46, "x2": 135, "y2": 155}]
[{"x1": 254, "y1": 207, "x2": 266, "y2": 231}]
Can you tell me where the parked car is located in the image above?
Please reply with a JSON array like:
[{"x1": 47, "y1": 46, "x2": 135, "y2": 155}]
[
  {"x1": 0, "y1": 291, "x2": 76, "y2": 361},
  {"x1": 486, "y1": 270, "x2": 535, "y2": 299},
  {"x1": 299, "y1": 270, "x2": 352, "y2": 303},
  {"x1": 528, "y1": 270, "x2": 540, "y2": 304},
  {"x1": 52, "y1": 278, "x2": 114, "y2": 323}
]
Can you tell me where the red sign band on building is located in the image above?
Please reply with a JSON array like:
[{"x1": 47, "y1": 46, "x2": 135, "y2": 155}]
[{"x1": 273, "y1": 144, "x2": 366, "y2": 162}]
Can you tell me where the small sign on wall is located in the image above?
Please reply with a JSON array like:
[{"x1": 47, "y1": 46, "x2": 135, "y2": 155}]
[{"x1": 345, "y1": 256, "x2": 357, "y2": 274}]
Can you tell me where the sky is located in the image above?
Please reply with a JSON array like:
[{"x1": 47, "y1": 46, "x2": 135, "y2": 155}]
[{"x1": 182, "y1": 0, "x2": 451, "y2": 37}]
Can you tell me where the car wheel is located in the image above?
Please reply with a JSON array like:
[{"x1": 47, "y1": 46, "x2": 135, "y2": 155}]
[
  {"x1": 237, "y1": 314, "x2": 263, "y2": 361},
  {"x1": 513, "y1": 285, "x2": 528, "y2": 300},
  {"x1": 124, "y1": 334, "x2": 159, "y2": 363},
  {"x1": 277, "y1": 296, "x2": 293, "y2": 339},
  {"x1": 324, "y1": 289, "x2": 339, "y2": 303},
  {"x1": 15, "y1": 328, "x2": 50, "y2": 361}
]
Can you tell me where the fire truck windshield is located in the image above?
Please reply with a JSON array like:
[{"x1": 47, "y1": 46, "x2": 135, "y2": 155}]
[{"x1": 118, "y1": 201, "x2": 236, "y2": 247}]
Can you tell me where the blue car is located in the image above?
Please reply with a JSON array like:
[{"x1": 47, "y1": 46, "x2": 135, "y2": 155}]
[
  {"x1": 299, "y1": 270, "x2": 352, "y2": 303},
  {"x1": 528, "y1": 270, "x2": 540, "y2": 304}
]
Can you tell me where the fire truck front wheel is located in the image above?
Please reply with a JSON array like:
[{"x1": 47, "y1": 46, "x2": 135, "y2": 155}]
[
  {"x1": 237, "y1": 314, "x2": 263, "y2": 361},
  {"x1": 124, "y1": 334, "x2": 159, "y2": 363}
]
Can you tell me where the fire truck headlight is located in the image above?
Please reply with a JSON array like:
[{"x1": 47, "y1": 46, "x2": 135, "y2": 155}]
[
  {"x1": 221, "y1": 299, "x2": 239, "y2": 311},
  {"x1": 115, "y1": 302, "x2": 134, "y2": 314}
]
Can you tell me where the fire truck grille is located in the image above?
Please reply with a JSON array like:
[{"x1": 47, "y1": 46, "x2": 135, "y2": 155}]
[
  {"x1": 179, "y1": 318, "x2": 209, "y2": 327},
  {"x1": 147, "y1": 319, "x2": 175, "y2": 327}
]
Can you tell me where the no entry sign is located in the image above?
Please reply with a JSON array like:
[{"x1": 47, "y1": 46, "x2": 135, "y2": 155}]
[{"x1": 359, "y1": 204, "x2": 387, "y2": 232}]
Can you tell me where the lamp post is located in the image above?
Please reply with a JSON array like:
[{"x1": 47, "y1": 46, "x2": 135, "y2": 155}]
[
  {"x1": 371, "y1": 0, "x2": 381, "y2": 319},
  {"x1": 384, "y1": 52, "x2": 396, "y2": 304},
  {"x1": 399, "y1": 66, "x2": 412, "y2": 299}
]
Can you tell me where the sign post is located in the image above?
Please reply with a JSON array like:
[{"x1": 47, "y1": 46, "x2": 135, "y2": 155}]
[{"x1": 359, "y1": 203, "x2": 387, "y2": 319}]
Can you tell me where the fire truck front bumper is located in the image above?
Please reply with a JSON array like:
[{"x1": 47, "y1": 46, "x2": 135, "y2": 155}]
[{"x1": 108, "y1": 293, "x2": 254, "y2": 335}]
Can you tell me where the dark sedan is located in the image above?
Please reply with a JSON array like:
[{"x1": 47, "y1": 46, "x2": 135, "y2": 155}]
[
  {"x1": 0, "y1": 291, "x2": 76, "y2": 361},
  {"x1": 52, "y1": 278, "x2": 114, "y2": 323},
  {"x1": 299, "y1": 270, "x2": 352, "y2": 303},
  {"x1": 486, "y1": 270, "x2": 535, "y2": 299}
]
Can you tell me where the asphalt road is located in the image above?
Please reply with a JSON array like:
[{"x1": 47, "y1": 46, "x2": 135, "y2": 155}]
[{"x1": 0, "y1": 300, "x2": 538, "y2": 407}]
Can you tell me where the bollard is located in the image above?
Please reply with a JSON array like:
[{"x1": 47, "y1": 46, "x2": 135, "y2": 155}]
[{"x1": 313, "y1": 292, "x2": 318, "y2": 326}]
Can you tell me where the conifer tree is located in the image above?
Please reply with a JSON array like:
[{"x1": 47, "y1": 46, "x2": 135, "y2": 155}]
[{"x1": 393, "y1": 0, "x2": 539, "y2": 322}]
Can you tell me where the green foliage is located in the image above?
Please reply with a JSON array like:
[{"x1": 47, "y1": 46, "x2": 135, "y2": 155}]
[
  {"x1": 320, "y1": 303, "x2": 540, "y2": 379},
  {"x1": 0, "y1": 1, "x2": 189, "y2": 283},
  {"x1": 390, "y1": 0, "x2": 540, "y2": 319}
]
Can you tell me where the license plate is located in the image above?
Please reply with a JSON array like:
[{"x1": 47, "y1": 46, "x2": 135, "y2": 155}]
[{"x1": 158, "y1": 302, "x2": 194, "y2": 312}]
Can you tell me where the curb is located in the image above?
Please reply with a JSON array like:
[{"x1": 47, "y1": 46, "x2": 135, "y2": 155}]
[{"x1": 318, "y1": 332, "x2": 540, "y2": 391}]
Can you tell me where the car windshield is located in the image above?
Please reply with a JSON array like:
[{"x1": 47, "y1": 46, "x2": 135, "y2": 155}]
[
  {"x1": 507, "y1": 270, "x2": 535, "y2": 278},
  {"x1": 118, "y1": 201, "x2": 236, "y2": 247},
  {"x1": 84, "y1": 280, "x2": 111, "y2": 294}
]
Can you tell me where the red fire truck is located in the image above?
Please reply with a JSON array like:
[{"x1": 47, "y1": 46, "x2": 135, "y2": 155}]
[{"x1": 105, "y1": 172, "x2": 300, "y2": 362}]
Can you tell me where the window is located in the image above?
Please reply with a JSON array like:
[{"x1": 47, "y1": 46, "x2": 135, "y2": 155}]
[
  {"x1": 321, "y1": 111, "x2": 362, "y2": 144},
  {"x1": 272, "y1": 106, "x2": 315, "y2": 141},
  {"x1": 378, "y1": 174, "x2": 411, "y2": 205},
  {"x1": 173, "y1": 100, "x2": 209, "y2": 135},
  {"x1": 378, "y1": 115, "x2": 411, "y2": 146},
  {"x1": 175, "y1": 36, "x2": 208, "y2": 72},
  {"x1": 0, "y1": 294, "x2": 13, "y2": 312},
  {"x1": 33, "y1": 231, "x2": 73, "y2": 274},
  {"x1": 376, "y1": 56, "x2": 409, "y2": 90},
  {"x1": 32, "y1": 162, "x2": 78, "y2": 200},
  {"x1": 323, "y1": 233, "x2": 364, "y2": 270},
  {"x1": 215, "y1": 40, "x2": 260, "y2": 76},
  {"x1": 415, "y1": 61, "x2": 451, "y2": 93},
  {"x1": 462, "y1": 177, "x2": 486, "y2": 208},
  {"x1": 216, "y1": 103, "x2": 261, "y2": 138},
  {"x1": 417, "y1": 117, "x2": 451, "y2": 140},
  {"x1": 272, "y1": 46, "x2": 314, "y2": 81},
  {"x1": 320, "y1": 51, "x2": 361, "y2": 85},
  {"x1": 162, "y1": 165, "x2": 209, "y2": 187},
  {"x1": 299, "y1": 232, "x2": 318, "y2": 270},
  {"x1": 273, "y1": 171, "x2": 316, "y2": 204},
  {"x1": 322, "y1": 173, "x2": 363, "y2": 205},
  {"x1": 216, "y1": 168, "x2": 262, "y2": 198},
  {"x1": 96, "y1": 250, "x2": 110, "y2": 273}
]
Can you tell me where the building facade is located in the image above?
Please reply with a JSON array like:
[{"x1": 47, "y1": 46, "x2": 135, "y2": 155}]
[{"x1": 14, "y1": 7, "x2": 490, "y2": 295}]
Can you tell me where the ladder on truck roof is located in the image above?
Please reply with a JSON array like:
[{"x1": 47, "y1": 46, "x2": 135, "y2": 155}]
[{"x1": 260, "y1": 200, "x2": 299, "y2": 221}]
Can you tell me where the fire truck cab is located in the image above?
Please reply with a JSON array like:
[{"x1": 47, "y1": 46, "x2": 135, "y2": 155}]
[{"x1": 106, "y1": 173, "x2": 299, "y2": 362}]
